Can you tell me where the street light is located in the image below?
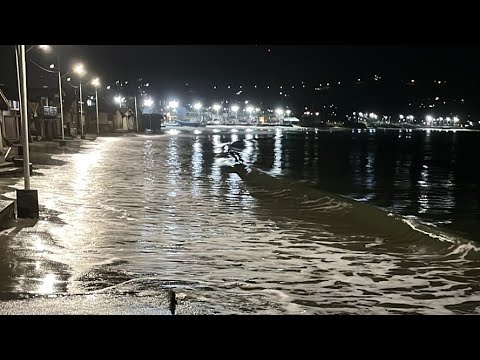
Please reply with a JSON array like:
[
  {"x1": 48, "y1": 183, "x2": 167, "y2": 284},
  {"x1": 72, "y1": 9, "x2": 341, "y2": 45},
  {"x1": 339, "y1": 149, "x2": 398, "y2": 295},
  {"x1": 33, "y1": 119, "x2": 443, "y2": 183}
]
[
  {"x1": 285, "y1": 109, "x2": 292, "y2": 117},
  {"x1": 15, "y1": 45, "x2": 40, "y2": 218},
  {"x1": 73, "y1": 63, "x2": 86, "y2": 138},
  {"x1": 231, "y1": 105, "x2": 239, "y2": 122},
  {"x1": 91, "y1": 77, "x2": 100, "y2": 134},
  {"x1": 212, "y1": 104, "x2": 221, "y2": 122},
  {"x1": 275, "y1": 108, "x2": 284, "y2": 122},
  {"x1": 193, "y1": 102, "x2": 202, "y2": 121},
  {"x1": 143, "y1": 98, "x2": 154, "y2": 107},
  {"x1": 169, "y1": 100, "x2": 179, "y2": 110},
  {"x1": 143, "y1": 98, "x2": 154, "y2": 130}
]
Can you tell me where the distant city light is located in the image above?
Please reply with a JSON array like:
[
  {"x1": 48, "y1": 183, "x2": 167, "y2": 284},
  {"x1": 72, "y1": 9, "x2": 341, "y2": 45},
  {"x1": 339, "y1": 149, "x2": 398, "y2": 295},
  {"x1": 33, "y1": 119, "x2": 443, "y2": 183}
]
[
  {"x1": 231, "y1": 105, "x2": 239, "y2": 112},
  {"x1": 286, "y1": 109, "x2": 292, "y2": 116},
  {"x1": 246, "y1": 106, "x2": 254, "y2": 114},
  {"x1": 168, "y1": 100, "x2": 179, "y2": 109},
  {"x1": 193, "y1": 102, "x2": 202, "y2": 110},
  {"x1": 144, "y1": 98, "x2": 154, "y2": 107}
]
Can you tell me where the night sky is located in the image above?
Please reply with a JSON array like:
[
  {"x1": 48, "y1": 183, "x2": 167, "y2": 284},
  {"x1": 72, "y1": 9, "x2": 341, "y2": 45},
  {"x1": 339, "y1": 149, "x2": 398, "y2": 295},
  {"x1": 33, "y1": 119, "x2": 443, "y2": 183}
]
[
  {"x1": 1, "y1": 44, "x2": 480, "y2": 115},
  {"x1": 65, "y1": 45, "x2": 480, "y2": 85},
  {"x1": 1, "y1": 45, "x2": 480, "y2": 89}
]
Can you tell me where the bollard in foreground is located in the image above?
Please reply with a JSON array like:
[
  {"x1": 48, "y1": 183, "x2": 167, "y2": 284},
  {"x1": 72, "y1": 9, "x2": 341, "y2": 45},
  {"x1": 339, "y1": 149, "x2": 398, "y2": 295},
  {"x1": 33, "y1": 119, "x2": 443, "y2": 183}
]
[{"x1": 16, "y1": 189, "x2": 39, "y2": 219}]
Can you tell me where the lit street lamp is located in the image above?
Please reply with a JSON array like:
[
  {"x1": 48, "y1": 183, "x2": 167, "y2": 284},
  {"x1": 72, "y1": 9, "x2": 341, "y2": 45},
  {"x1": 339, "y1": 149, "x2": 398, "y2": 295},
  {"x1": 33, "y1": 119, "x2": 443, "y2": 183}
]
[
  {"x1": 275, "y1": 108, "x2": 284, "y2": 123},
  {"x1": 193, "y1": 102, "x2": 202, "y2": 122},
  {"x1": 169, "y1": 100, "x2": 179, "y2": 110},
  {"x1": 212, "y1": 104, "x2": 221, "y2": 122},
  {"x1": 231, "y1": 105, "x2": 239, "y2": 123},
  {"x1": 144, "y1": 98, "x2": 154, "y2": 130},
  {"x1": 73, "y1": 63, "x2": 86, "y2": 138},
  {"x1": 91, "y1": 77, "x2": 100, "y2": 134},
  {"x1": 15, "y1": 45, "x2": 39, "y2": 218},
  {"x1": 114, "y1": 95, "x2": 124, "y2": 108}
]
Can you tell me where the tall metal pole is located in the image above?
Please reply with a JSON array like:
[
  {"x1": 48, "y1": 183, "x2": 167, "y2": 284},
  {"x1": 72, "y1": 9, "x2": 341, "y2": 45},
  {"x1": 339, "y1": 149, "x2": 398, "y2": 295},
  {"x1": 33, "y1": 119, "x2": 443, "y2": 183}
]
[
  {"x1": 79, "y1": 78, "x2": 83, "y2": 137},
  {"x1": 57, "y1": 56, "x2": 65, "y2": 142},
  {"x1": 95, "y1": 88, "x2": 99, "y2": 134},
  {"x1": 134, "y1": 96, "x2": 139, "y2": 132},
  {"x1": 19, "y1": 45, "x2": 31, "y2": 190},
  {"x1": 15, "y1": 46, "x2": 24, "y2": 147}
]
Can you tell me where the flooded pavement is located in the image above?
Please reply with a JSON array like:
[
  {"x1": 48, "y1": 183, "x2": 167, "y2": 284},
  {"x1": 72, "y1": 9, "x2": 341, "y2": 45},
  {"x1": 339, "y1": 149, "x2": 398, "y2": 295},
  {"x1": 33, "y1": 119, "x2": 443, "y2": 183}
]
[{"x1": 1, "y1": 128, "x2": 480, "y2": 314}]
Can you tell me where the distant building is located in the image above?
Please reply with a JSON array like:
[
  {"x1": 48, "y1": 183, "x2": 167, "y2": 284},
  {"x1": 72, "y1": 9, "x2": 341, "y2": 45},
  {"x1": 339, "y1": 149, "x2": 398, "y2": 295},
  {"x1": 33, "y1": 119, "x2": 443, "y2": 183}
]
[{"x1": 0, "y1": 87, "x2": 21, "y2": 149}]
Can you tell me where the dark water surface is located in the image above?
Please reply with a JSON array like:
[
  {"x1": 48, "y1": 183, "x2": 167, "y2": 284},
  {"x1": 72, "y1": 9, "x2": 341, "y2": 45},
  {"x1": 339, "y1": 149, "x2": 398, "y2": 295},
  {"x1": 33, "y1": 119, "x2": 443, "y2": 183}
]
[{"x1": 1, "y1": 127, "x2": 479, "y2": 314}]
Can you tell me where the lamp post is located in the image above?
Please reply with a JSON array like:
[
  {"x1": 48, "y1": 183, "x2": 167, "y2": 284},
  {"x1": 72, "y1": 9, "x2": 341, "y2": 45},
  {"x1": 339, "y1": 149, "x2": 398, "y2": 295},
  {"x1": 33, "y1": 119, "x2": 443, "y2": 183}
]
[
  {"x1": 19, "y1": 46, "x2": 30, "y2": 190},
  {"x1": 16, "y1": 45, "x2": 39, "y2": 218},
  {"x1": 275, "y1": 108, "x2": 284, "y2": 123},
  {"x1": 91, "y1": 77, "x2": 100, "y2": 134},
  {"x1": 212, "y1": 104, "x2": 221, "y2": 123},
  {"x1": 144, "y1": 98, "x2": 153, "y2": 130},
  {"x1": 231, "y1": 105, "x2": 239, "y2": 123},
  {"x1": 168, "y1": 100, "x2": 179, "y2": 126},
  {"x1": 246, "y1": 105, "x2": 254, "y2": 123},
  {"x1": 57, "y1": 56, "x2": 66, "y2": 145},
  {"x1": 114, "y1": 95, "x2": 123, "y2": 109},
  {"x1": 73, "y1": 64, "x2": 86, "y2": 139},
  {"x1": 193, "y1": 102, "x2": 202, "y2": 122},
  {"x1": 134, "y1": 96, "x2": 139, "y2": 132}
]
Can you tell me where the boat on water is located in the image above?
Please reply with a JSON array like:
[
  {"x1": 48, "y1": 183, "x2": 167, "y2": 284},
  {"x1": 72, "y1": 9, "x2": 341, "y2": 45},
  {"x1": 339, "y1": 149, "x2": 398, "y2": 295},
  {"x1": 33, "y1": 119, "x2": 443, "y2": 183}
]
[{"x1": 166, "y1": 109, "x2": 206, "y2": 127}]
